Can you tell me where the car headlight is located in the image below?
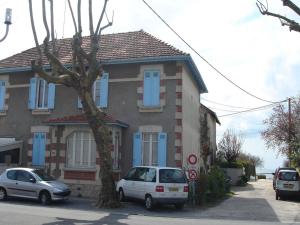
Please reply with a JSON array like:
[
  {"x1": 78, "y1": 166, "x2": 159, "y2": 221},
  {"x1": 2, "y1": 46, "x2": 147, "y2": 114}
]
[{"x1": 53, "y1": 188, "x2": 64, "y2": 193}]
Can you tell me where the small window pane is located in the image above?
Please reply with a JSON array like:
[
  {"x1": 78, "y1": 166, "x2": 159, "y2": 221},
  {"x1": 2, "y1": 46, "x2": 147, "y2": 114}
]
[{"x1": 7, "y1": 170, "x2": 17, "y2": 180}]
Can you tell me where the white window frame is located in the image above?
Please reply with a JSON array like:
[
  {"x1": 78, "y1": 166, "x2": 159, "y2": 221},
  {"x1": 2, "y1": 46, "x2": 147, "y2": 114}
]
[
  {"x1": 36, "y1": 79, "x2": 48, "y2": 109},
  {"x1": 142, "y1": 132, "x2": 158, "y2": 166},
  {"x1": 66, "y1": 131, "x2": 96, "y2": 169},
  {"x1": 112, "y1": 132, "x2": 120, "y2": 170}
]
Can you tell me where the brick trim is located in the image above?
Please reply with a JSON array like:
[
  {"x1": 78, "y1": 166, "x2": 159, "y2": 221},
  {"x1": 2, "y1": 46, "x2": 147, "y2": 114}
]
[{"x1": 64, "y1": 170, "x2": 96, "y2": 181}]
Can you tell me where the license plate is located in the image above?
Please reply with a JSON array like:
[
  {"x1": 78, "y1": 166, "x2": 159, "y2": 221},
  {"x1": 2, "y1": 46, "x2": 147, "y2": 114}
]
[
  {"x1": 283, "y1": 184, "x2": 294, "y2": 189},
  {"x1": 169, "y1": 187, "x2": 179, "y2": 192}
]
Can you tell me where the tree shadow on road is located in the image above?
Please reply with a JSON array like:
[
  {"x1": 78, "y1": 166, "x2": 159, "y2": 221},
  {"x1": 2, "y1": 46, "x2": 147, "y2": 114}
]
[{"x1": 42, "y1": 213, "x2": 129, "y2": 225}]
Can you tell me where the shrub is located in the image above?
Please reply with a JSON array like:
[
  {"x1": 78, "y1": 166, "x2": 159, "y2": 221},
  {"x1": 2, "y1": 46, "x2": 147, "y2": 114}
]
[{"x1": 257, "y1": 175, "x2": 266, "y2": 179}]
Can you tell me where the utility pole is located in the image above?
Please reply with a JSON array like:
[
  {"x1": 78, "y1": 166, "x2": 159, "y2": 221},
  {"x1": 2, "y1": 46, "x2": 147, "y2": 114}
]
[
  {"x1": 288, "y1": 98, "x2": 292, "y2": 167},
  {"x1": 0, "y1": 8, "x2": 12, "y2": 43}
]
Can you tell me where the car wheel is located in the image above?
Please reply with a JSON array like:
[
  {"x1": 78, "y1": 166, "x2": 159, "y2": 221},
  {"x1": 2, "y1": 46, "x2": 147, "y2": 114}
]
[
  {"x1": 175, "y1": 203, "x2": 184, "y2": 210},
  {"x1": 0, "y1": 188, "x2": 7, "y2": 201},
  {"x1": 119, "y1": 188, "x2": 126, "y2": 202},
  {"x1": 145, "y1": 195, "x2": 153, "y2": 210},
  {"x1": 40, "y1": 191, "x2": 51, "y2": 205}
]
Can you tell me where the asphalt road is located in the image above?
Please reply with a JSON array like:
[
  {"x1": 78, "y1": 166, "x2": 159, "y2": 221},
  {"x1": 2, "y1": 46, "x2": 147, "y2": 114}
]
[{"x1": 0, "y1": 179, "x2": 299, "y2": 225}]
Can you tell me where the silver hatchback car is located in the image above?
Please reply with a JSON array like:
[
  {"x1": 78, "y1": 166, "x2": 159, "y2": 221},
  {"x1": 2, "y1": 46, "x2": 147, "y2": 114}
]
[{"x1": 0, "y1": 168, "x2": 71, "y2": 205}]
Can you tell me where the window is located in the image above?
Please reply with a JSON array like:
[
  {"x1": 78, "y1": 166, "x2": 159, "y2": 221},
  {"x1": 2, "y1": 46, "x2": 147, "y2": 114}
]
[
  {"x1": 66, "y1": 131, "x2": 96, "y2": 169},
  {"x1": 7, "y1": 170, "x2": 17, "y2": 180},
  {"x1": 142, "y1": 133, "x2": 158, "y2": 166},
  {"x1": 143, "y1": 70, "x2": 160, "y2": 107},
  {"x1": 112, "y1": 132, "x2": 120, "y2": 170},
  {"x1": 0, "y1": 80, "x2": 6, "y2": 111},
  {"x1": 159, "y1": 169, "x2": 187, "y2": 183},
  {"x1": 78, "y1": 73, "x2": 109, "y2": 108},
  {"x1": 16, "y1": 170, "x2": 34, "y2": 183},
  {"x1": 133, "y1": 132, "x2": 167, "y2": 167},
  {"x1": 145, "y1": 168, "x2": 156, "y2": 182},
  {"x1": 28, "y1": 77, "x2": 55, "y2": 110}
]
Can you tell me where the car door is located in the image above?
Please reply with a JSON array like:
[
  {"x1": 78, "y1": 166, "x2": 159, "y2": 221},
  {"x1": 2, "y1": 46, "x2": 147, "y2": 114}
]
[
  {"x1": 4, "y1": 170, "x2": 18, "y2": 196},
  {"x1": 131, "y1": 167, "x2": 147, "y2": 200},
  {"x1": 122, "y1": 167, "x2": 137, "y2": 198},
  {"x1": 15, "y1": 170, "x2": 38, "y2": 198}
]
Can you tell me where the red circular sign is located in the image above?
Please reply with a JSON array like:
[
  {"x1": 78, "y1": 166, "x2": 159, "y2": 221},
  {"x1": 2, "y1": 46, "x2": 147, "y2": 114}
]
[
  {"x1": 188, "y1": 154, "x2": 197, "y2": 165},
  {"x1": 188, "y1": 169, "x2": 198, "y2": 180}
]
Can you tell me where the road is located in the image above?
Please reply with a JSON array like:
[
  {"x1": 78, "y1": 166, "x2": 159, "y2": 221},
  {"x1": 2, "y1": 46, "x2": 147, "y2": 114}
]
[{"x1": 0, "y1": 179, "x2": 299, "y2": 225}]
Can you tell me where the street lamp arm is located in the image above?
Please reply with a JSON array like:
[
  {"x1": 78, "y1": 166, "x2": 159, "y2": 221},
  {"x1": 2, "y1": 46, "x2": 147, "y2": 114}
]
[{"x1": 0, "y1": 24, "x2": 9, "y2": 43}]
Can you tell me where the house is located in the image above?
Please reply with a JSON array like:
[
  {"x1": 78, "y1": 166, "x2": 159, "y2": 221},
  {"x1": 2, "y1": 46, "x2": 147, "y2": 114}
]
[
  {"x1": 0, "y1": 30, "x2": 209, "y2": 197},
  {"x1": 200, "y1": 103, "x2": 221, "y2": 171}
]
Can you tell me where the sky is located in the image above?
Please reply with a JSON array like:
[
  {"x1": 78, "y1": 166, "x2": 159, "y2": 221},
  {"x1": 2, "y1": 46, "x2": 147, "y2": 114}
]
[{"x1": 0, "y1": 0, "x2": 299, "y2": 170}]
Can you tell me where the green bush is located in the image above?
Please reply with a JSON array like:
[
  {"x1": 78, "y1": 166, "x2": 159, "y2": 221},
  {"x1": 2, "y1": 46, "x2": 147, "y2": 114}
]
[
  {"x1": 219, "y1": 161, "x2": 244, "y2": 168},
  {"x1": 191, "y1": 166, "x2": 231, "y2": 205}
]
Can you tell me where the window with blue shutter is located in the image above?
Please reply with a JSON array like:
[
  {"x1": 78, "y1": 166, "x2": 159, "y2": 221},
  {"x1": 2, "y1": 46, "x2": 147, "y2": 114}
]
[
  {"x1": 0, "y1": 80, "x2": 6, "y2": 111},
  {"x1": 133, "y1": 132, "x2": 142, "y2": 166},
  {"x1": 143, "y1": 70, "x2": 160, "y2": 107},
  {"x1": 77, "y1": 73, "x2": 109, "y2": 109},
  {"x1": 32, "y1": 132, "x2": 46, "y2": 166},
  {"x1": 158, "y1": 132, "x2": 167, "y2": 167},
  {"x1": 28, "y1": 77, "x2": 55, "y2": 110}
]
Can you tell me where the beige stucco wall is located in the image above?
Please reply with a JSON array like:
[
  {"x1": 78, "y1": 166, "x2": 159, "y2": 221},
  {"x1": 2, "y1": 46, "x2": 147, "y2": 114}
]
[{"x1": 181, "y1": 64, "x2": 202, "y2": 171}]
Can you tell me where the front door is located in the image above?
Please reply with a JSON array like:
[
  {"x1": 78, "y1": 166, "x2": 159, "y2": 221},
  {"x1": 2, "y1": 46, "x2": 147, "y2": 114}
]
[{"x1": 32, "y1": 132, "x2": 46, "y2": 166}]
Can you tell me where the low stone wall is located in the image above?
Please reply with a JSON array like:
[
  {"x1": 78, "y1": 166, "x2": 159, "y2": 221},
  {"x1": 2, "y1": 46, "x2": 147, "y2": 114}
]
[
  {"x1": 223, "y1": 168, "x2": 244, "y2": 185},
  {"x1": 67, "y1": 183, "x2": 101, "y2": 198}
]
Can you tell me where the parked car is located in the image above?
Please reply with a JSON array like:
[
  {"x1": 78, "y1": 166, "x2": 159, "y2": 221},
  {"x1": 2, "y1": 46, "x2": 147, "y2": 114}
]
[
  {"x1": 0, "y1": 168, "x2": 71, "y2": 205},
  {"x1": 275, "y1": 169, "x2": 300, "y2": 200},
  {"x1": 273, "y1": 167, "x2": 296, "y2": 190},
  {"x1": 116, "y1": 166, "x2": 189, "y2": 210}
]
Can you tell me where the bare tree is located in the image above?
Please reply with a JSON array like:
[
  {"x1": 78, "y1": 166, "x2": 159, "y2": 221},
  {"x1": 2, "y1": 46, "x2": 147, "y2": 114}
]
[
  {"x1": 218, "y1": 129, "x2": 243, "y2": 163},
  {"x1": 256, "y1": 0, "x2": 300, "y2": 32},
  {"x1": 28, "y1": 0, "x2": 118, "y2": 208},
  {"x1": 261, "y1": 97, "x2": 300, "y2": 166}
]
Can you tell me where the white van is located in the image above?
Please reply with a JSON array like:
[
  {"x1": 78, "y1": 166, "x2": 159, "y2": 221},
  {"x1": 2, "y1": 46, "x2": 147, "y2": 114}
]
[
  {"x1": 116, "y1": 166, "x2": 189, "y2": 210},
  {"x1": 275, "y1": 169, "x2": 300, "y2": 200}
]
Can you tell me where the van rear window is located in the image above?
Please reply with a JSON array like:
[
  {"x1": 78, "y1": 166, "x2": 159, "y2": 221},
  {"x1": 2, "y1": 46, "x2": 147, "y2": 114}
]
[
  {"x1": 159, "y1": 169, "x2": 187, "y2": 183},
  {"x1": 279, "y1": 171, "x2": 299, "y2": 181}
]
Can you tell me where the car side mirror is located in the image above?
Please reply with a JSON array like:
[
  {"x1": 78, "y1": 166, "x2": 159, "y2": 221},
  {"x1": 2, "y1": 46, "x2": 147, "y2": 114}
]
[
  {"x1": 272, "y1": 173, "x2": 275, "y2": 176},
  {"x1": 29, "y1": 178, "x2": 36, "y2": 183}
]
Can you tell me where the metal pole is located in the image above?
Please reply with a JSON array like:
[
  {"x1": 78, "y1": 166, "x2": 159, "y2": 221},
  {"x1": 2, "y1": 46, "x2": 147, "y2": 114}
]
[
  {"x1": 288, "y1": 98, "x2": 292, "y2": 167},
  {"x1": 0, "y1": 8, "x2": 12, "y2": 43}
]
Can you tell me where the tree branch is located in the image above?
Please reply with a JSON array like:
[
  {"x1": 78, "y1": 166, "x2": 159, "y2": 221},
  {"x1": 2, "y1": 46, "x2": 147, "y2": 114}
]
[
  {"x1": 95, "y1": 0, "x2": 109, "y2": 35},
  {"x1": 28, "y1": 0, "x2": 42, "y2": 60},
  {"x1": 67, "y1": 0, "x2": 78, "y2": 33},
  {"x1": 77, "y1": 0, "x2": 82, "y2": 35},
  {"x1": 89, "y1": 0, "x2": 94, "y2": 35},
  {"x1": 257, "y1": 0, "x2": 300, "y2": 32},
  {"x1": 282, "y1": 0, "x2": 300, "y2": 16}
]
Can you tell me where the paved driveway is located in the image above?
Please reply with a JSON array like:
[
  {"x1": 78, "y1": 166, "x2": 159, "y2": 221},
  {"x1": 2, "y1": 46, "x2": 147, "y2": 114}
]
[{"x1": 0, "y1": 179, "x2": 299, "y2": 225}]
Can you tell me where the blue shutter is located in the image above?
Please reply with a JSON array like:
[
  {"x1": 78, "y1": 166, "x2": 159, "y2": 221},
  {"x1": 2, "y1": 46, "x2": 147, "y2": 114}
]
[
  {"x1": 99, "y1": 73, "x2": 109, "y2": 108},
  {"x1": 152, "y1": 71, "x2": 160, "y2": 106},
  {"x1": 133, "y1": 132, "x2": 142, "y2": 166},
  {"x1": 78, "y1": 96, "x2": 82, "y2": 108},
  {"x1": 143, "y1": 72, "x2": 152, "y2": 106},
  {"x1": 39, "y1": 133, "x2": 46, "y2": 166},
  {"x1": 32, "y1": 133, "x2": 40, "y2": 166},
  {"x1": 158, "y1": 132, "x2": 167, "y2": 167},
  {"x1": 47, "y1": 83, "x2": 55, "y2": 109},
  {"x1": 0, "y1": 81, "x2": 5, "y2": 111},
  {"x1": 28, "y1": 77, "x2": 37, "y2": 109}
]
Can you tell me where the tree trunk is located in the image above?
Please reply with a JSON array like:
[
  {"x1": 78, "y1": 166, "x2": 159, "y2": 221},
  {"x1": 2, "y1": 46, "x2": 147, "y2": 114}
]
[{"x1": 79, "y1": 88, "x2": 119, "y2": 208}]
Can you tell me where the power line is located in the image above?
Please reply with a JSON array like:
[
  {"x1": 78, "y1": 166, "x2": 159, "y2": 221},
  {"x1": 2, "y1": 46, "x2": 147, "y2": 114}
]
[
  {"x1": 142, "y1": 0, "x2": 281, "y2": 104},
  {"x1": 209, "y1": 107, "x2": 244, "y2": 113},
  {"x1": 218, "y1": 100, "x2": 287, "y2": 117},
  {"x1": 202, "y1": 98, "x2": 252, "y2": 109}
]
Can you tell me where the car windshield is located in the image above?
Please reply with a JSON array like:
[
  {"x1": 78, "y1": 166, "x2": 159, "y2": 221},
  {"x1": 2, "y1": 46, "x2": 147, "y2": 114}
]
[
  {"x1": 33, "y1": 169, "x2": 55, "y2": 181},
  {"x1": 159, "y1": 169, "x2": 187, "y2": 183}
]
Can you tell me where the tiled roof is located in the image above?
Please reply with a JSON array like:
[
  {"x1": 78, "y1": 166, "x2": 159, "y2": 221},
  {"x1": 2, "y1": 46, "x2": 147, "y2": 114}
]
[
  {"x1": 45, "y1": 114, "x2": 129, "y2": 127},
  {"x1": 0, "y1": 30, "x2": 188, "y2": 68}
]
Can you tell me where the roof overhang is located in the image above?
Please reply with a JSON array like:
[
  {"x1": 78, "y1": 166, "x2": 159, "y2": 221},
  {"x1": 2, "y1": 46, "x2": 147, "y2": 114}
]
[
  {"x1": 0, "y1": 55, "x2": 208, "y2": 93},
  {"x1": 46, "y1": 121, "x2": 129, "y2": 128},
  {"x1": 0, "y1": 138, "x2": 23, "y2": 152}
]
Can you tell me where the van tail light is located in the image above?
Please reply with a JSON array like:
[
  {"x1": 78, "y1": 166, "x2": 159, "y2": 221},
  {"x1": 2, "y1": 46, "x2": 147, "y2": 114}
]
[
  {"x1": 184, "y1": 186, "x2": 189, "y2": 192},
  {"x1": 155, "y1": 185, "x2": 164, "y2": 192}
]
